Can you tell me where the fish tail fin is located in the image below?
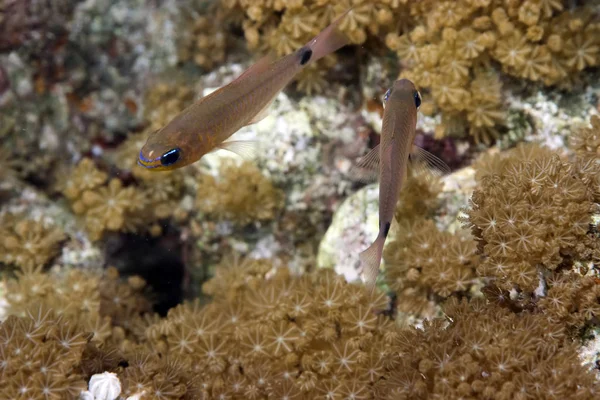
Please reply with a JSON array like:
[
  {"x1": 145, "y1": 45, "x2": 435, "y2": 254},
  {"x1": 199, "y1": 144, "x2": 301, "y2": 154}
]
[
  {"x1": 305, "y1": 9, "x2": 351, "y2": 63},
  {"x1": 359, "y1": 234, "x2": 384, "y2": 293}
]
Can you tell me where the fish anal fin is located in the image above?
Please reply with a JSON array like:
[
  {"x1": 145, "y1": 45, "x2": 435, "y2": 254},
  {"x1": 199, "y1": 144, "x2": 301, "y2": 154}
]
[
  {"x1": 217, "y1": 140, "x2": 258, "y2": 161},
  {"x1": 348, "y1": 144, "x2": 380, "y2": 183},
  {"x1": 247, "y1": 99, "x2": 274, "y2": 125},
  {"x1": 409, "y1": 145, "x2": 451, "y2": 178}
]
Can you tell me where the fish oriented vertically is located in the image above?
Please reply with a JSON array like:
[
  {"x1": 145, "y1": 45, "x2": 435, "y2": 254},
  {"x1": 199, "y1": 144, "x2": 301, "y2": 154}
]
[
  {"x1": 137, "y1": 10, "x2": 352, "y2": 171},
  {"x1": 352, "y1": 79, "x2": 450, "y2": 291}
]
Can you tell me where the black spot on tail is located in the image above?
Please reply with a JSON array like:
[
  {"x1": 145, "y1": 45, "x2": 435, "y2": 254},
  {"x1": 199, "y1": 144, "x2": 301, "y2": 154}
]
[
  {"x1": 383, "y1": 222, "x2": 391, "y2": 237},
  {"x1": 299, "y1": 47, "x2": 312, "y2": 65}
]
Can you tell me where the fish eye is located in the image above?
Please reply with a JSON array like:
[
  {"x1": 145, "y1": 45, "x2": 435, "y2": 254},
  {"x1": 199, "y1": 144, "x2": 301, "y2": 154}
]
[
  {"x1": 160, "y1": 148, "x2": 181, "y2": 166},
  {"x1": 414, "y1": 91, "x2": 422, "y2": 109},
  {"x1": 384, "y1": 88, "x2": 391, "y2": 103}
]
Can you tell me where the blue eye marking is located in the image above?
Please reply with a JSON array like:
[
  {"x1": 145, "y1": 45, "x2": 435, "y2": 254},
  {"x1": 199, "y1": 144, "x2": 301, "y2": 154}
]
[{"x1": 384, "y1": 88, "x2": 391, "y2": 103}]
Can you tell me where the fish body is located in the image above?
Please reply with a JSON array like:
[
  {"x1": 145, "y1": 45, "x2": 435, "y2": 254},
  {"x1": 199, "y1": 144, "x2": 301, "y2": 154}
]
[
  {"x1": 138, "y1": 11, "x2": 351, "y2": 171},
  {"x1": 357, "y1": 79, "x2": 424, "y2": 291}
]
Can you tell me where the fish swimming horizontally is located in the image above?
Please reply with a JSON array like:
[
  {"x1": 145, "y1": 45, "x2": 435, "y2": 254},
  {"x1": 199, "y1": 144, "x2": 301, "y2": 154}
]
[
  {"x1": 137, "y1": 10, "x2": 352, "y2": 171},
  {"x1": 352, "y1": 79, "x2": 450, "y2": 291}
]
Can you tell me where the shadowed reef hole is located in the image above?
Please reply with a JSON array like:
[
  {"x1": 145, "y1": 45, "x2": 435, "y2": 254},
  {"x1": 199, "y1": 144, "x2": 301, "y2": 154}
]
[{"x1": 103, "y1": 233, "x2": 185, "y2": 316}]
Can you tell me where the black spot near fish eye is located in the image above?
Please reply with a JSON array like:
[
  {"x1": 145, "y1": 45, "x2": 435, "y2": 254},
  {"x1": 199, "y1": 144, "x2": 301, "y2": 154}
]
[
  {"x1": 414, "y1": 90, "x2": 422, "y2": 109},
  {"x1": 299, "y1": 47, "x2": 313, "y2": 65},
  {"x1": 383, "y1": 222, "x2": 391, "y2": 237},
  {"x1": 160, "y1": 148, "x2": 181, "y2": 166}
]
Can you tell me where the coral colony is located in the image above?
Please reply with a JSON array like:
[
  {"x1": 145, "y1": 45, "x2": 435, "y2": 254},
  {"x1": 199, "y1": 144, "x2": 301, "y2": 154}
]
[{"x1": 1, "y1": 1, "x2": 600, "y2": 400}]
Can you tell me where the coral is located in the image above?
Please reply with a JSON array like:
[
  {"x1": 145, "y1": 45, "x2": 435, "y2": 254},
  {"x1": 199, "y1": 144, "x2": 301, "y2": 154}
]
[
  {"x1": 0, "y1": 308, "x2": 91, "y2": 399},
  {"x1": 0, "y1": 264, "x2": 148, "y2": 399},
  {"x1": 61, "y1": 157, "x2": 184, "y2": 240},
  {"x1": 534, "y1": 273, "x2": 600, "y2": 329},
  {"x1": 464, "y1": 143, "x2": 600, "y2": 295},
  {"x1": 384, "y1": 218, "x2": 478, "y2": 317},
  {"x1": 374, "y1": 297, "x2": 600, "y2": 399},
  {"x1": 570, "y1": 115, "x2": 600, "y2": 161},
  {"x1": 5, "y1": 265, "x2": 151, "y2": 346},
  {"x1": 0, "y1": 212, "x2": 66, "y2": 272},
  {"x1": 221, "y1": 1, "x2": 402, "y2": 93},
  {"x1": 177, "y1": 7, "x2": 228, "y2": 70},
  {"x1": 394, "y1": 164, "x2": 445, "y2": 223},
  {"x1": 118, "y1": 257, "x2": 395, "y2": 399},
  {"x1": 88, "y1": 372, "x2": 122, "y2": 400},
  {"x1": 384, "y1": 0, "x2": 599, "y2": 142},
  {"x1": 196, "y1": 159, "x2": 284, "y2": 224},
  {"x1": 222, "y1": 0, "x2": 598, "y2": 139}
]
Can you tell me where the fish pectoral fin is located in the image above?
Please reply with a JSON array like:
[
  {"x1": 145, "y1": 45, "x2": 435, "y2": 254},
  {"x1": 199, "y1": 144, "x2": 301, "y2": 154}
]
[
  {"x1": 409, "y1": 146, "x2": 451, "y2": 178},
  {"x1": 348, "y1": 144, "x2": 380, "y2": 183},
  {"x1": 247, "y1": 99, "x2": 274, "y2": 125},
  {"x1": 218, "y1": 140, "x2": 258, "y2": 160}
]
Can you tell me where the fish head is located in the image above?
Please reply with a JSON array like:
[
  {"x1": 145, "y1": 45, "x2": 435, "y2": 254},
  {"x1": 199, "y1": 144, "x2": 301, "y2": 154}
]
[
  {"x1": 388, "y1": 79, "x2": 422, "y2": 110},
  {"x1": 137, "y1": 128, "x2": 197, "y2": 171}
]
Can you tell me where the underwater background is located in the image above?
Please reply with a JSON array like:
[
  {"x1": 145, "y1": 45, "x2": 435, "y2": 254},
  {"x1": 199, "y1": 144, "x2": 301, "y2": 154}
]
[{"x1": 1, "y1": 0, "x2": 600, "y2": 399}]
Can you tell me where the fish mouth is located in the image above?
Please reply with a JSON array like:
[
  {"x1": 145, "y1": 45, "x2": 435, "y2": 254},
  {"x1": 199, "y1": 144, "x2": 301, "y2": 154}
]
[{"x1": 137, "y1": 150, "x2": 161, "y2": 169}]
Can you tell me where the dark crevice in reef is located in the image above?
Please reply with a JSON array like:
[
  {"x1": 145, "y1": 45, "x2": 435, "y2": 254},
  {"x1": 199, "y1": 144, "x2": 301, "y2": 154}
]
[{"x1": 103, "y1": 231, "x2": 185, "y2": 316}]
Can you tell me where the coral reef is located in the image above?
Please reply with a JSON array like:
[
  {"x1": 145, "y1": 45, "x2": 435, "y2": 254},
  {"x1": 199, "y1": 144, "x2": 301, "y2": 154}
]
[
  {"x1": 4, "y1": 250, "x2": 600, "y2": 400},
  {"x1": 375, "y1": 297, "x2": 600, "y2": 399},
  {"x1": 571, "y1": 115, "x2": 600, "y2": 160},
  {"x1": 0, "y1": 212, "x2": 66, "y2": 272},
  {"x1": 2, "y1": 2, "x2": 600, "y2": 399},
  {"x1": 221, "y1": 0, "x2": 599, "y2": 139},
  {"x1": 384, "y1": 219, "x2": 478, "y2": 317},
  {"x1": 465, "y1": 142, "x2": 600, "y2": 295},
  {"x1": 220, "y1": 1, "x2": 400, "y2": 93},
  {"x1": 5, "y1": 264, "x2": 151, "y2": 344},
  {"x1": 196, "y1": 160, "x2": 284, "y2": 224},
  {"x1": 120, "y1": 258, "x2": 395, "y2": 399},
  {"x1": 61, "y1": 158, "x2": 184, "y2": 240},
  {"x1": 0, "y1": 308, "x2": 91, "y2": 399},
  {"x1": 386, "y1": 0, "x2": 600, "y2": 142},
  {"x1": 177, "y1": 7, "x2": 228, "y2": 70}
]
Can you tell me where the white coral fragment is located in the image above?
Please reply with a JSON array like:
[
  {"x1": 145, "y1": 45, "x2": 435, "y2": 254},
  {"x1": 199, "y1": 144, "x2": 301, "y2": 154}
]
[
  {"x1": 88, "y1": 372, "x2": 122, "y2": 400},
  {"x1": 126, "y1": 392, "x2": 146, "y2": 400},
  {"x1": 80, "y1": 391, "x2": 95, "y2": 400}
]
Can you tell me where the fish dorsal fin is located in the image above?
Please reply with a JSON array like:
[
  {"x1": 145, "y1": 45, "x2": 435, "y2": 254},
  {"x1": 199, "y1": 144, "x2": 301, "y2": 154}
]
[
  {"x1": 408, "y1": 145, "x2": 451, "y2": 178},
  {"x1": 246, "y1": 98, "x2": 274, "y2": 125},
  {"x1": 348, "y1": 144, "x2": 380, "y2": 183},
  {"x1": 217, "y1": 140, "x2": 258, "y2": 160}
]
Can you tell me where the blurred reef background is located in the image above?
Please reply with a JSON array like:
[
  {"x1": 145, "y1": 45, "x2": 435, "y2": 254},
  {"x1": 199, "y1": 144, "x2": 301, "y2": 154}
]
[{"x1": 1, "y1": 0, "x2": 600, "y2": 399}]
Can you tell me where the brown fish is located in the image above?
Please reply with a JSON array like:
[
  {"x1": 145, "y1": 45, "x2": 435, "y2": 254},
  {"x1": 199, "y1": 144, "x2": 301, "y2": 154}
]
[
  {"x1": 352, "y1": 79, "x2": 450, "y2": 291},
  {"x1": 138, "y1": 10, "x2": 351, "y2": 171}
]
